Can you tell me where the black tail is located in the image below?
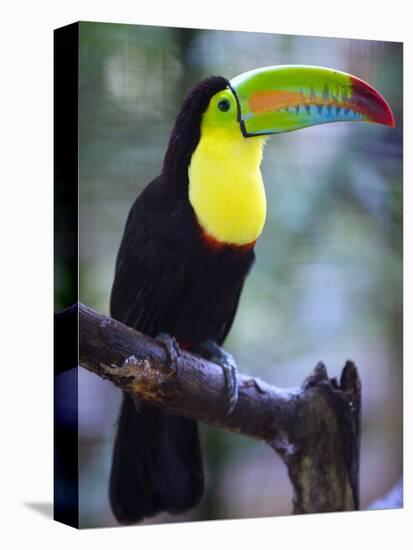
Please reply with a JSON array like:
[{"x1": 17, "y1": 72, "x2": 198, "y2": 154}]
[{"x1": 109, "y1": 395, "x2": 204, "y2": 524}]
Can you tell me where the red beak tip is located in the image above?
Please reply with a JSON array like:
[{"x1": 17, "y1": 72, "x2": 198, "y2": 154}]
[
  {"x1": 350, "y1": 75, "x2": 395, "y2": 129},
  {"x1": 378, "y1": 108, "x2": 395, "y2": 128}
]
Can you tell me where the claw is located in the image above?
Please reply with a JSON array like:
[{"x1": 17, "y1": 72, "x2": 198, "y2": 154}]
[
  {"x1": 197, "y1": 340, "x2": 239, "y2": 414},
  {"x1": 220, "y1": 354, "x2": 238, "y2": 414},
  {"x1": 156, "y1": 333, "x2": 181, "y2": 371}
]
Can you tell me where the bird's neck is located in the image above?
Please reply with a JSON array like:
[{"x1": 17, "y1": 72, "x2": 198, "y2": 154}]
[{"x1": 188, "y1": 127, "x2": 267, "y2": 247}]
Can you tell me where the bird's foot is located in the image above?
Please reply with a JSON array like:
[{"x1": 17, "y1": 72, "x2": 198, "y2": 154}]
[
  {"x1": 156, "y1": 333, "x2": 181, "y2": 372},
  {"x1": 198, "y1": 340, "x2": 238, "y2": 414}
]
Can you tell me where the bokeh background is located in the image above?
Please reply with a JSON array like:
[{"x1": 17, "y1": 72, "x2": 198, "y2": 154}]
[{"x1": 75, "y1": 21, "x2": 402, "y2": 527}]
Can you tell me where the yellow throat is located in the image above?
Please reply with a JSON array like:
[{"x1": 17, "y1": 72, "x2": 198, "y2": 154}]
[{"x1": 188, "y1": 124, "x2": 267, "y2": 247}]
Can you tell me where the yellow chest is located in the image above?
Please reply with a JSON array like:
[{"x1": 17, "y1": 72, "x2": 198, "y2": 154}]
[{"x1": 188, "y1": 129, "x2": 267, "y2": 246}]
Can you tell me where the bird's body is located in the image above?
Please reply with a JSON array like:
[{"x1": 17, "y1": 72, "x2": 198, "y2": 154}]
[
  {"x1": 108, "y1": 67, "x2": 394, "y2": 524},
  {"x1": 110, "y1": 175, "x2": 256, "y2": 525},
  {"x1": 109, "y1": 78, "x2": 257, "y2": 524}
]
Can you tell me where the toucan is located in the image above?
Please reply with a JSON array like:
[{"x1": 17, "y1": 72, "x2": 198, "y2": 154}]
[{"x1": 109, "y1": 65, "x2": 394, "y2": 524}]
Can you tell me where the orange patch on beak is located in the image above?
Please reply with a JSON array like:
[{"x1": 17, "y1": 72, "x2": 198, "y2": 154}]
[{"x1": 248, "y1": 90, "x2": 304, "y2": 113}]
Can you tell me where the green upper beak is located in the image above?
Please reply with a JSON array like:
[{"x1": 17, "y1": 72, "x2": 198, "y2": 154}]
[{"x1": 229, "y1": 65, "x2": 395, "y2": 136}]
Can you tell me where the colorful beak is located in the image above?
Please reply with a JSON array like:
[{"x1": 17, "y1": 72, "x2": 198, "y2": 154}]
[{"x1": 229, "y1": 65, "x2": 395, "y2": 136}]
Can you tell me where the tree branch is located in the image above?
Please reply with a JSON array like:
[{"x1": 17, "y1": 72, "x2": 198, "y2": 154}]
[{"x1": 77, "y1": 302, "x2": 361, "y2": 514}]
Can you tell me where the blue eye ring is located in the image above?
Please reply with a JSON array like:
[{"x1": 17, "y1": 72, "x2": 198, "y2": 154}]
[{"x1": 218, "y1": 98, "x2": 231, "y2": 112}]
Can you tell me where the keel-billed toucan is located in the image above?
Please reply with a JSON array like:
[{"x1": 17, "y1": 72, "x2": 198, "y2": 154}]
[{"x1": 109, "y1": 65, "x2": 394, "y2": 524}]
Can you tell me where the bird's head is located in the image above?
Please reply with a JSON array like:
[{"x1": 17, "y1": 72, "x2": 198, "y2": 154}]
[{"x1": 163, "y1": 65, "x2": 394, "y2": 247}]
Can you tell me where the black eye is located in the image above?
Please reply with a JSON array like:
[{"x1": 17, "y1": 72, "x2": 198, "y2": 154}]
[{"x1": 218, "y1": 99, "x2": 231, "y2": 112}]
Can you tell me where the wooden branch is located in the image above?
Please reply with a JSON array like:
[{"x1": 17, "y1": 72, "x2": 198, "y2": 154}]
[{"x1": 77, "y1": 302, "x2": 361, "y2": 514}]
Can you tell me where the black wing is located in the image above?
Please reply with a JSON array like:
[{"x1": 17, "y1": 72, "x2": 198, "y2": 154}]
[{"x1": 110, "y1": 177, "x2": 186, "y2": 337}]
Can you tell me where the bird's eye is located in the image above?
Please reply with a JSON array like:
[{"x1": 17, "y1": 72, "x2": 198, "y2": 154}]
[{"x1": 218, "y1": 99, "x2": 231, "y2": 112}]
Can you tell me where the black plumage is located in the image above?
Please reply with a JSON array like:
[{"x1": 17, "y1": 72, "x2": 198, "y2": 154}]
[{"x1": 109, "y1": 76, "x2": 255, "y2": 524}]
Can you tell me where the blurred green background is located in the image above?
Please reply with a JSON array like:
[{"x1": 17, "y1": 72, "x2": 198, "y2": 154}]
[{"x1": 76, "y1": 21, "x2": 402, "y2": 527}]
